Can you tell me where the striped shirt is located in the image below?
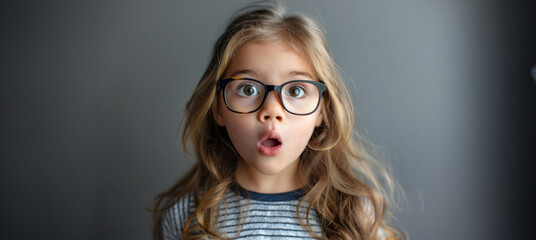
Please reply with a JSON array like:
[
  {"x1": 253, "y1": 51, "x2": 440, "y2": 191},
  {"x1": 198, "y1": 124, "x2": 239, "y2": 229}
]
[{"x1": 161, "y1": 186, "x2": 322, "y2": 239}]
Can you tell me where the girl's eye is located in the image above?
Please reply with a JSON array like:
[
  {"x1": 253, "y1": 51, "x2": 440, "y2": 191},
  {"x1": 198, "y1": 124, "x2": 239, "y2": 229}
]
[
  {"x1": 237, "y1": 84, "x2": 259, "y2": 97},
  {"x1": 286, "y1": 86, "x2": 306, "y2": 98}
]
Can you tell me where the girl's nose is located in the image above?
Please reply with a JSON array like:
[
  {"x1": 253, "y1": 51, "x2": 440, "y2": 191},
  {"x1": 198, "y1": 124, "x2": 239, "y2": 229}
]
[{"x1": 258, "y1": 91, "x2": 284, "y2": 122}]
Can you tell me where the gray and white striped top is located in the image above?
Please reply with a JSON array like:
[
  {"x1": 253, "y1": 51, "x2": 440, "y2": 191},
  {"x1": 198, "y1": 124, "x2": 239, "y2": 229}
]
[{"x1": 161, "y1": 185, "x2": 322, "y2": 239}]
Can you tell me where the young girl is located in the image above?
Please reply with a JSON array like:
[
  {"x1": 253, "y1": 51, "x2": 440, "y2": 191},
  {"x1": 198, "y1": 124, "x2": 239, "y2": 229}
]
[{"x1": 153, "y1": 2, "x2": 404, "y2": 240}]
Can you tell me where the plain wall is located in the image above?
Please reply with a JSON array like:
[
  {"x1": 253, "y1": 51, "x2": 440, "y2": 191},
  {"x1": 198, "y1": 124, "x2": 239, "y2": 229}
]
[{"x1": 1, "y1": 0, "x2": 535, "y2": 239}]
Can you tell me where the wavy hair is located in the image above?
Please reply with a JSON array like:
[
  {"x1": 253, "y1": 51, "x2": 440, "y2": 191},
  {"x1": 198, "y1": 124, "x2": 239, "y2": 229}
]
[{"x1": 153, "y1": 2, "x2": 405, "y2": 239}]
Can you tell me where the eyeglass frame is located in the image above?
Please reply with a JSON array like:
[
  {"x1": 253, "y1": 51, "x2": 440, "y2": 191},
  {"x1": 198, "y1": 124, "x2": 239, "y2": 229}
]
[{"x1": 217, "y1": 77, "x2": 327, "y2": 116}]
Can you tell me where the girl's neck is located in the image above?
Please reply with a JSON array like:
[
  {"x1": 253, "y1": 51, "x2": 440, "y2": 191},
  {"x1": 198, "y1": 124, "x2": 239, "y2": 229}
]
[{"x1": 235, "y1": 159, "x2": 302, "y2": 194}]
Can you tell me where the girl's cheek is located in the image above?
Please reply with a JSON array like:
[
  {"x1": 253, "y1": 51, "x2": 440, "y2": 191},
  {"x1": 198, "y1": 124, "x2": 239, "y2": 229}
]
[{"x1": 226, "y1": 117, "x2": 254, "y2": 136}]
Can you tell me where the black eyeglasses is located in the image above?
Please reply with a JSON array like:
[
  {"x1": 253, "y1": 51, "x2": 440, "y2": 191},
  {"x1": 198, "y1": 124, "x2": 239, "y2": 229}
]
[{"x1": 218, "y1": 77, "x2": 327, "y2": 115}]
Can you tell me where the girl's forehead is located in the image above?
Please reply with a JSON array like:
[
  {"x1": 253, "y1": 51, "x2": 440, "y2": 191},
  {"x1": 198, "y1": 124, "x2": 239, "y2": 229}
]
[
  {"x1": 245, "y1": 39, "x2": 310, "y2": 61},
  {"x1": 225, "y1": 40, "x2": 317, "y2": 80}
]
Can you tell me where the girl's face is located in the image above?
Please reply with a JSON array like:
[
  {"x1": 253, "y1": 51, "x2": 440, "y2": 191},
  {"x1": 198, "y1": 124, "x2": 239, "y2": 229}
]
[{"x1": 213, "y1": 40, "x2": 323, "y2": 185}]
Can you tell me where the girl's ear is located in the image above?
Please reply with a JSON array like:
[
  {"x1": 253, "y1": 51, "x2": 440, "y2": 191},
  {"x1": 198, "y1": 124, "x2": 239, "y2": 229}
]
[{"x1": 212, "y1": 96, "x2": 226, "y2": 126}]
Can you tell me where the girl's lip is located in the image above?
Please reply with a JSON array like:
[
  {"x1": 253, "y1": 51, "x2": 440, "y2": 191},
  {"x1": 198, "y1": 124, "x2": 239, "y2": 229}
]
[{"x1": 257, "y1": 130, "x2": 283, "y2": 156}]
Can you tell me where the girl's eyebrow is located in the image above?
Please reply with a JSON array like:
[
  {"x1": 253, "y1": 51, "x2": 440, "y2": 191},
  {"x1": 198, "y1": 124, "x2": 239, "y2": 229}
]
[
  {"x1": 230, "y1": 69, "x2": 257, "y2": 77},
  {"x1": 229, "y1": 69, "x2": 314, "y2": 80},
  {"x1": 287, "y1": 71, "x2": 314, "y2": 80}
]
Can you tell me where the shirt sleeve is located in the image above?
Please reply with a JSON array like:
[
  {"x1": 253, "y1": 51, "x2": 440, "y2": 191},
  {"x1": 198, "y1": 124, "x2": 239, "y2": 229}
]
[
  {"x1": 160, "y1": 194, "x2": 193, "y2": 240},
  {"x1": 161, "y1": 203, "x2": 181, "y2": 240}
]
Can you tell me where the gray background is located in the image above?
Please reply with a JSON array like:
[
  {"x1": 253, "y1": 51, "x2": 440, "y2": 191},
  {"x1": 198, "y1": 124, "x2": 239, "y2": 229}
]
[{"x1": 1, "y1": 0, "x2": 535, "y2": 239}]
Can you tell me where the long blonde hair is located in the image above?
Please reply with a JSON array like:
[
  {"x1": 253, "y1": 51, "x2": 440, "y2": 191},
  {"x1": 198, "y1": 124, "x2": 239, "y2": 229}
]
[{"x1": 153, "y1": 2, "x2": 405, "y2": 239}]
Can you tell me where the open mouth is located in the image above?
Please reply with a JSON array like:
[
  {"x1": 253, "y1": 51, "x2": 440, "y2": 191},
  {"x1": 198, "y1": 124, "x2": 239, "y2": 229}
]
[
  {"x1": 261, "y1": 138, "x2": 281, "y2": 147},
  {"x1": 258, "y1": 131, "x2": 283, "y2": 156}
]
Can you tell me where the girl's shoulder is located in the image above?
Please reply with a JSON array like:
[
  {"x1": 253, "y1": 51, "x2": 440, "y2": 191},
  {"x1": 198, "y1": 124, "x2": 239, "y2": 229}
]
[{"x1": 160, "y1": 192, "x2": 196, "y2": 239}]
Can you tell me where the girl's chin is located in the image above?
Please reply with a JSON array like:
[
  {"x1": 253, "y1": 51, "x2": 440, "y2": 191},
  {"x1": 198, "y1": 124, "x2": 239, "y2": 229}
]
[
  {"x1": 251, "y1": 160, "x2": 298, "y2": 176},
  {"x1": 236, "y1": 155, "x2": 300, "y2": 177}
]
